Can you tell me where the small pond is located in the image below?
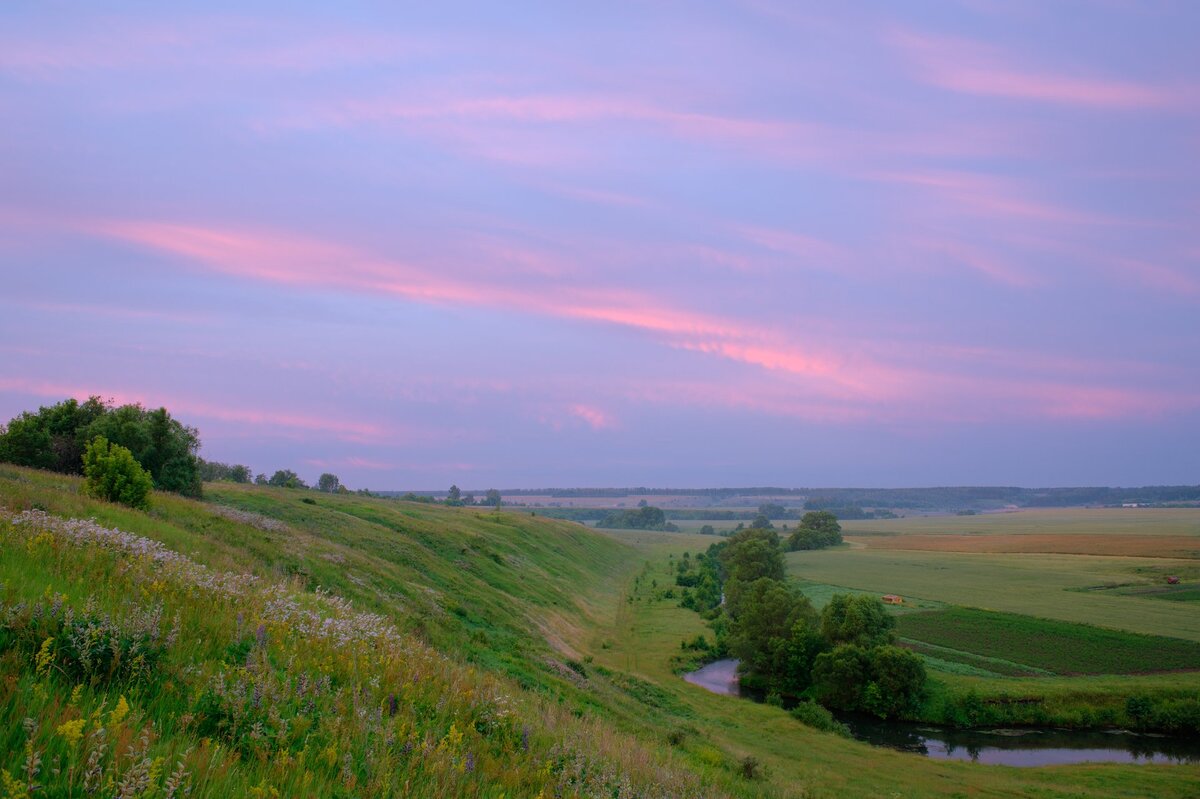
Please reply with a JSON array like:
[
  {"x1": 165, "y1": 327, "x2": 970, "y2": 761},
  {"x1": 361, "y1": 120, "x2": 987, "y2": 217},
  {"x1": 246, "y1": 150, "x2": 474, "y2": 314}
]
[{"x1": 685, "y1": 659, "x2": 1200, "y2": 767}]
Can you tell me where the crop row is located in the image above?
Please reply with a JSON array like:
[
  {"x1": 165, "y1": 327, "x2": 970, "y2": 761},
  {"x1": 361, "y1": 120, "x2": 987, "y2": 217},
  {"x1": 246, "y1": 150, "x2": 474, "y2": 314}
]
[{"x1": 896, "y1": 607, "x2": 1200, "y2": 675}]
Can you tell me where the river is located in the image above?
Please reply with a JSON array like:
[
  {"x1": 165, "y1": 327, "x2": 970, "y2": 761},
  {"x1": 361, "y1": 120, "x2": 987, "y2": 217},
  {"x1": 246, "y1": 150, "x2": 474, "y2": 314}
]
[{"x1": 683, "y1": 659, "x2": 1200, "y2": 767}]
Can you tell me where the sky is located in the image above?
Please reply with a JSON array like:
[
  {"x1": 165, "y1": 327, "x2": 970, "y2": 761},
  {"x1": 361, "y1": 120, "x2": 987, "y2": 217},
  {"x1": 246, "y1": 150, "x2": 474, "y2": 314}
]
[{"x1": 1, "y1": 1, "x2": 1198, "y2": 489}]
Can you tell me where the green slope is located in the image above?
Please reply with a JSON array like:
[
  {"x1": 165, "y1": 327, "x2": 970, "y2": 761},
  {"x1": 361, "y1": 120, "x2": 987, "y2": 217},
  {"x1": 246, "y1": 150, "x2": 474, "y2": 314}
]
[
  {"x1": 2, "y1": 464, "x2": 1199, "y2": 799},
  {"x1": 0, "y1": 465, "x2": 738, "y2": 798}
]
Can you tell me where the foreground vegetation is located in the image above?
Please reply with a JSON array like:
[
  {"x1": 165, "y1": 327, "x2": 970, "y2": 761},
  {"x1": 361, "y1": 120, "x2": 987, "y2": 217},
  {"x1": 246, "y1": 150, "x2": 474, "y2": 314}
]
[{"x1": 2, "y1": 466, "x2": 1199, "y2": 797}]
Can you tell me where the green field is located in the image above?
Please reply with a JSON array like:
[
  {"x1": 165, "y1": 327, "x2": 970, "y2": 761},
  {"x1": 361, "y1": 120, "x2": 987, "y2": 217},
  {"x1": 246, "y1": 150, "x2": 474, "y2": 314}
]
[
  {"x1": 896, "y1": 607, "x2": 1200, "y2": 675},
  {"x1": 842, "y1": 507, "x2": 1200, "y2": 537},
  {"x1": 785, "y1": 546, "x2": 1200, "y2": 641}
]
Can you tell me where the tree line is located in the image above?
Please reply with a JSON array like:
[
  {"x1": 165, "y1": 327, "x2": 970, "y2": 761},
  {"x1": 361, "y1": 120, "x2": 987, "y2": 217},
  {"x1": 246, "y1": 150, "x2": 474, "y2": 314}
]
[
  {"x1": 672, "y1": 522, "x2": 926, "y2": 720},
  {"x1": 0, "y1": 397, "x2": 370, "y2": 507}
]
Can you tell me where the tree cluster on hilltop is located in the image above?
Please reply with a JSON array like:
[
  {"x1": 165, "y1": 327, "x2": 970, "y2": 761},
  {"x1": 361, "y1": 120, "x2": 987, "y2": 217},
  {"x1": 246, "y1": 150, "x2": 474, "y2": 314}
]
[{"x1": 0, "y1": 396, "x2": 202, "y2": 497}]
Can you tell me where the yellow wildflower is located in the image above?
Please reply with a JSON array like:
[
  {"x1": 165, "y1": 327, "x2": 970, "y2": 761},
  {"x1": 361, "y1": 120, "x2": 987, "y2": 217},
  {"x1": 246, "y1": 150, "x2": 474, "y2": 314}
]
[
  {"x1": 69, "y1": 684, "x2": 84, "y2": 706},
  {"x1": 109, "y1": 695, "x2": 130, "y2": 726},
  {"x1": 35, "y1": 637, "x2": 55, "y2": 677},
  {"x1": 2, "y1": 769, "x2": 26, "y2": 799},
  {"x1": 439, "y1": 723, "x2": 463, "y2": 753},
  {"x1": 56, "y1": 718, "x2": 86, "y2": 747}
]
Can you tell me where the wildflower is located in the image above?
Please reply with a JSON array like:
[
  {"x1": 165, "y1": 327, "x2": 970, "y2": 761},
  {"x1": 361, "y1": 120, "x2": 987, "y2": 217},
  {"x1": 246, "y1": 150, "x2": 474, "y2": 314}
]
[
  {"x1": 34, "y1": 637, "x2": 54, "y2": 677},
  {"x1": 56, "y1": 719, "x2": 86, "y2": 747},
  {"x1": 440, "y1": 723, "x2": 463, "y2": 753},
  {"x1": 69, "y1": 684, "x2": 84, "y2": 706},
  {"x1": 109, "y1": 695, "x2": 130, "y2": 726}
]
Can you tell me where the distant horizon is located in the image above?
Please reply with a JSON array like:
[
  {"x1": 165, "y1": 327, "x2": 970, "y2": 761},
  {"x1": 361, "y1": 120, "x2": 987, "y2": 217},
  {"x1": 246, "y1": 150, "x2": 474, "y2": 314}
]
[{"x1": 386, "y1": 483, "x2": 1200, "y2": 494}]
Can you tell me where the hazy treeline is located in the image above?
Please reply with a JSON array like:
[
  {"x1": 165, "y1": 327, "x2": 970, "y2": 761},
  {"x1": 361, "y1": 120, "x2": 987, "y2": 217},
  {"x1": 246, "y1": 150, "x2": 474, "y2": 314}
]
[{"x1": 481, "y1": 485, "x2": 1200, "y2": 510}]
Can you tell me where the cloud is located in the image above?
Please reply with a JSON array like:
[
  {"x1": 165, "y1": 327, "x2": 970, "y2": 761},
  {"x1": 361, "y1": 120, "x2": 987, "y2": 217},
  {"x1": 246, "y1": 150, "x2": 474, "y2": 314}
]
[
  {"x1": 891, "y1": 29, "x2": 1178, "y2": 109},
  {"x1": 568, "y1": 404, "x2": 616, "y2": 430}
]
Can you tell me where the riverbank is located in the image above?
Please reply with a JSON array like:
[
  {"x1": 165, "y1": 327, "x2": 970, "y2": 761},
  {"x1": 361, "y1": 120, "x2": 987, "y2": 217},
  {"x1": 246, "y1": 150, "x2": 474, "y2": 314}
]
[
  {"x1": 684, "y1": 658, "x2": 1200, "y2": 767},
  {"x1": 592, "y1": 543, "x2": 1200, "y2": 797}
]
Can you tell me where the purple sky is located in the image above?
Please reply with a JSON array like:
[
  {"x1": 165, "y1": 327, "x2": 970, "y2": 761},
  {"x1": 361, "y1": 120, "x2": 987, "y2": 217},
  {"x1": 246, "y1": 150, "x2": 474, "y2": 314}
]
[{"x1": 2, "y1": 2, "x2": 1198, "y2": 489}]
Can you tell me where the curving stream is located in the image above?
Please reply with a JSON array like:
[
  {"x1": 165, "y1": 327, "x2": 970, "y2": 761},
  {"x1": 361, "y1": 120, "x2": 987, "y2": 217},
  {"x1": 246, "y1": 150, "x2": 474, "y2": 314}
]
[{"x1": 684, "y1": 659, "x2": 1200, "y2": 767}]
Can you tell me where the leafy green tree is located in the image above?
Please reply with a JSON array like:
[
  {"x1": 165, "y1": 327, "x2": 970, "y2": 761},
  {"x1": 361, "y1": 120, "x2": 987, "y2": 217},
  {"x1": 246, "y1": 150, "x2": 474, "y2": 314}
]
[
  {"x1": 757, "y1": 502, "x2": 786, "y2": 518},
  {"x1": 720, "y1": 528, "x2": 785, "y2": 587},
  {"x1": 781, "y1": 624, "x2": 829, "y2": 695},
  {"x1": 726, "y1": 578, "x2": 817, "y2": 692},
  {"x1": 268, "y1": 469, "x2": 307, "y2": 489},
  {"x1": 819, "y1": 593, "x2": 895, "y2": 649},
  {"x1": 748, "y1": 514, "x2": 774, "y2": 530},
  {"x1": 596, "y1": 506, "x2": 667, "y2": 530},
  {"x1": 0, "y1": 397, "x2": 202, "y2": 496},
  {"x1": 787, "y1": 511, "x2": 843, "y2": 550},
  {"x1": 199, "y1": 460, "x2": 252, "y2": 483},
  {"x1": 861, "y1": 646, "x2": 927, "y2": 719},
  {"x1": 317, "y1": 473, "x2": 341, "y2": 493},
  {"x1": 811, "y1": 644, "x2": 872, "y2": 711},
  {"x1": 84, "y1": 403, "x2": 201, "y2": 497},
  {"x1": 446, "y1": 484, "x2": 463, "y2": 506},
  {"x1": 482, "y1": 488, "x2": 502, "y2": 507},
  {"x1": 82, "y1": 436, "x2": 153, "y2": 510},
  {"x1": 254, "y1": 473, "x2": 269, "y2": 486},
  {"x1": 0, "y1": 396, "x2": 108, "y2": 472}
]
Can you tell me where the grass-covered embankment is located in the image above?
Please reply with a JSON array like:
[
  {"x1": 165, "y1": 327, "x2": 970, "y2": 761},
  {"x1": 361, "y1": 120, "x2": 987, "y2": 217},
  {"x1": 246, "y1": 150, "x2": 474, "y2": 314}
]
[{"x1": 0, "y1": 465, "x2": 750, "y2": 798}]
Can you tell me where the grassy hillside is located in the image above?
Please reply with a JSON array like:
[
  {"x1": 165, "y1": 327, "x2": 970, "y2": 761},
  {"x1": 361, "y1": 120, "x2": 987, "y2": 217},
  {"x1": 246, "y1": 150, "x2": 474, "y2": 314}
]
[
  {"x1": 0, "y1": 465, "x2": 744, "y2": 798},
  {"x1": 3, "y1": 465, "x2": 1199, "y2": 798}
]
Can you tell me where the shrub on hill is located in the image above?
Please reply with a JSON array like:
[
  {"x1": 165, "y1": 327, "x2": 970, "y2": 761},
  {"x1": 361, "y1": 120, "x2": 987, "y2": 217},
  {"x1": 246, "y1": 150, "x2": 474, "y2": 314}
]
[
  {"x1": 82, "y1": 436, "x2": 154, "y2": 510},
  {"x1": 0, "y1": 397, "x2": 202, "y2": 497}
]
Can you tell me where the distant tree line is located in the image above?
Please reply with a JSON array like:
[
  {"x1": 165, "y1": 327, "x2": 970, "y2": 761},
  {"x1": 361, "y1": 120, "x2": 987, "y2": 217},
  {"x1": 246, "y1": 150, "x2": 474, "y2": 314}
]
[
  {"x1": 595, "y1": 505, "x2": 680, "y2": 531},
  {"x1": 487, "y1": 485, "x2": 1200, "y2": 510}
]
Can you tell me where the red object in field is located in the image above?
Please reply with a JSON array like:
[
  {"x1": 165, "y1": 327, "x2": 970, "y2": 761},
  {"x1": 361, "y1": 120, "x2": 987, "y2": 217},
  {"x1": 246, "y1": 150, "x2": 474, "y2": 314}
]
[{"x1": 1167, "y1": 576, "x2": 1180, "y2": 584}]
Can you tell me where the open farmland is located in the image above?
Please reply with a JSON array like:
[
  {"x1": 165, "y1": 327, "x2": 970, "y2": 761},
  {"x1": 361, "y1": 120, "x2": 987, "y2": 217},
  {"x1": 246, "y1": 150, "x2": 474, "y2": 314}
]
[
  {"x1": 896, "y1": 608, "x2": 1200, "y2": 675},
  {"x1": 785, "y1": 547, "x2": 1200, "y2": 641},
  {"x1": 856, "y1": 533, "x2": 1200, "y2": 558},
  {"x1": 843, "y1": 507, "x2": 1200, "y2": 538}
]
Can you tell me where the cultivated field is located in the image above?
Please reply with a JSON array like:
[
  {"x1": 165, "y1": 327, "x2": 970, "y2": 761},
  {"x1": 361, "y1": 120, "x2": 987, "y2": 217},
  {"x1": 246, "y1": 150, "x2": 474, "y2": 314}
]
[
  {"x1": 843, "y1": 507, "x2": 1200, "y2": 538},
  {"x1": 895, "y1": 607, "x2": 1200, "y2": 675},
  {"x1": 786, "y1": 547, "x2": 1200, "y2": 640}
]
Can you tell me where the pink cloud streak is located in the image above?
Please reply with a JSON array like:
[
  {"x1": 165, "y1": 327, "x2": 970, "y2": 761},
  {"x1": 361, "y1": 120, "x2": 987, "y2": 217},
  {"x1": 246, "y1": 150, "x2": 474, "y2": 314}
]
[
  {"x1": 892, "y1": 30, "x2": 1178, "y2": 109},
  {"x1": 69, "y1": 216, "x2": 1193, "y2": 424}
]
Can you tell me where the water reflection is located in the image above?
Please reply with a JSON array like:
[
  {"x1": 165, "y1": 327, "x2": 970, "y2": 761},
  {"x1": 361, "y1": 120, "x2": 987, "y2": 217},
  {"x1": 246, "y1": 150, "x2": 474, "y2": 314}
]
[
  {"x1": 841, "y1": 715, "x2": 1200, "y2": 766},
  {"x1": 685, "y1": 659, "x2": 1200, "y2": 767}
]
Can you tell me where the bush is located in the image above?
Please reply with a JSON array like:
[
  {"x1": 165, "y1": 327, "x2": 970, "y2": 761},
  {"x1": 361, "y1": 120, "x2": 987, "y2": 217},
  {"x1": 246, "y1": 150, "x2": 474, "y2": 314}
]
[
  {"x1": 789, "y1": 700, "x2": 851, "y2": 737},
  {"x1": 82, "y1": 436, "x2": 153, "y2": 510}
]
